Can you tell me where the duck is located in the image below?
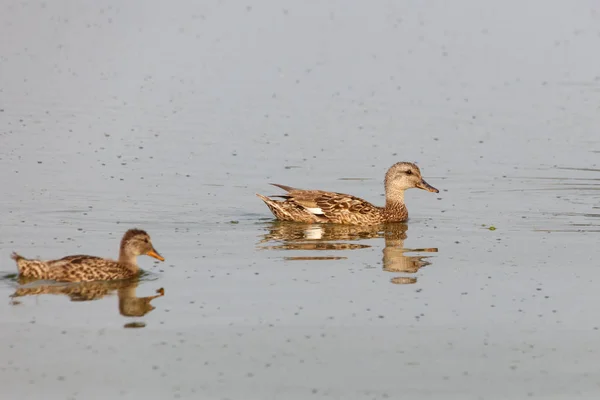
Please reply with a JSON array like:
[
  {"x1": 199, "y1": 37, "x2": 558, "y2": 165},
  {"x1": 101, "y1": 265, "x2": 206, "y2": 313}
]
[
  {"x1": 256, "y1": 162, "x2": 439, "y2": 225},
  {"x1": 10, "y1": 228, "x2": 164, "y2": 282}
]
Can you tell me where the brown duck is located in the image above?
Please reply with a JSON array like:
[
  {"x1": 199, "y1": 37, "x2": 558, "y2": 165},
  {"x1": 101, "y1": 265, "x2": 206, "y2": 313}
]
[
  {"x1": 257, "y1": 162, "x2": 439, "y2": 225},
  {"x1": 10, "y1": 229, "x2": 164, "y2": 282}
]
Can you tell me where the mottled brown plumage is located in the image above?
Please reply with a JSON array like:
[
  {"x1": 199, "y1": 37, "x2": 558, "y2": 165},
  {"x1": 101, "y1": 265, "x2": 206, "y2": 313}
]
[
  {"x1": 257, "y1": 162, "x2": 439, "y2": 225},
  {"x1": 10, "y1": 229, "x2": 164, "y2": 282}
]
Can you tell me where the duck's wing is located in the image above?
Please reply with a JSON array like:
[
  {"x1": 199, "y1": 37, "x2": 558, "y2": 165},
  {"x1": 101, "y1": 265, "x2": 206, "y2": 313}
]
[
  {"x1": 265, "y1": 184, "x2": 382, "y2": 224},
  {"x1": 285, "y1": 189, "x2": 381, "y2": 224},
  {"x1": 315, "y1": 192, "x2": 379, "y2": 215},
  {"x1": 48, "y1": 258, "x2": 133, "y2": 282},
  {"x1": 47, "y1": 255, "x2": 104, "y2": 268}
]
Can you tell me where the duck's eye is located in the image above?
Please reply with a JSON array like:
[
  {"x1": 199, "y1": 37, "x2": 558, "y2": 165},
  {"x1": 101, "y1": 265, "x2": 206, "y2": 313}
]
[
  {"x1": 405, "y1": 170, "x2": 412, "y2": 175},
  {"x1": 144, "y1": 238, "x2": 149, "y2": 243}
]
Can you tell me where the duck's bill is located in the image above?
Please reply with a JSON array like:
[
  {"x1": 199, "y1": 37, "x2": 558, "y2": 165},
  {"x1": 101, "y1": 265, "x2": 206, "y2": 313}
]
[
  {"x1": 416, "y1": 179, "x2": 439, "y2": 193},
  {"x1": 147, "y1": 249, "x2": 165, "y2": 261}
]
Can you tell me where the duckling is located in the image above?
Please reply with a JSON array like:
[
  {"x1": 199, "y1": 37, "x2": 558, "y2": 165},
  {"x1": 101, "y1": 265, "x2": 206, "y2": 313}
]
[
  {"x1": 10, "y1": 229, "x2": 164, "y2": 282},
  {"x1": 257, "y1": 162, "x2": 439, "y2": 225}
]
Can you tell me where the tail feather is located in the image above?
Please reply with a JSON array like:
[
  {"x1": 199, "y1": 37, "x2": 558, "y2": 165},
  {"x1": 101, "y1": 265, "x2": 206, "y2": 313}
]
[
  {"x1": 256, "y1": 193, "x2": 285, "y2": 210},
  {"x1": 10, "y1": 252, "x2": 24, "y2": 262},
  {"x1": 256, "y1": 193, "x2": 274, "y2": 203},
  {"x1": 256, "y1": 193, "x2": 288, "y2": 220},
  {"x1": 10, "y1": 252, "x2": 49, "y2": 279}
]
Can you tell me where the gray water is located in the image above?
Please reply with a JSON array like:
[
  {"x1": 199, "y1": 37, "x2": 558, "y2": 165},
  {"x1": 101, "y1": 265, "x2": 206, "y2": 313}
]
[{"x1": 1, "y1": 1, "x2": 600, "y2": 399}]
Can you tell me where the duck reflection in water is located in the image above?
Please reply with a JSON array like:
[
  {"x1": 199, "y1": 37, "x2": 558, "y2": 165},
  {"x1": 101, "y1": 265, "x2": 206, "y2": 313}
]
[
  {"x1": 258, "y1": 221, "x2": 437, "y2": 284},
  {"x1": 9, "y1": 277, "x2": 164, "y2": 325}
]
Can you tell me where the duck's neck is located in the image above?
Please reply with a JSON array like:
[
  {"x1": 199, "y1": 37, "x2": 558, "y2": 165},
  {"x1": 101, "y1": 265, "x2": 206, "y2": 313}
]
[
  {"x1": 385, "y1": 184, "x2": 406, "y2": 206},
  {"x1": 118, "y1": 250, "x2": 139, "y2": 271},
  {"x1": 384, "y1": 199, "x2": 407, "y2": 213},
  {"x1": 383, "y1": 188, "x2": 408, "y2": 221}
]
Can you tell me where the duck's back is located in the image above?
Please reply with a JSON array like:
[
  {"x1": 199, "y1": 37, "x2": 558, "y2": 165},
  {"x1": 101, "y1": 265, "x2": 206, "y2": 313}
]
[
  {"x1": 46, "y1": 257, "x2": 137, "y2": 282},
  {"x1": 284, "y1": 189, "x2": 385, "y2": 225}
]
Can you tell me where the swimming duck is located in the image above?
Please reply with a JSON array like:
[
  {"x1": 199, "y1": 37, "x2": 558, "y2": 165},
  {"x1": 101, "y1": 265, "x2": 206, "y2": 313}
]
[
  {"x1": 10, "y1": 229, "x2": 164, "y2": 282},
  {"x1": 257, "y1": 162, "x2": 439, "y2": 225}
]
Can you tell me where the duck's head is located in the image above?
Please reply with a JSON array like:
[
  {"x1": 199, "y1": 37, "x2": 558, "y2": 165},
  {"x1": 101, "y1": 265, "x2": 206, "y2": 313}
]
[
  {"x1": 120, "y1": 229, "x2": 164, "y2": 261},
  {"x1": 385, "y1": 162, "x2": 439, "y2": 196}
]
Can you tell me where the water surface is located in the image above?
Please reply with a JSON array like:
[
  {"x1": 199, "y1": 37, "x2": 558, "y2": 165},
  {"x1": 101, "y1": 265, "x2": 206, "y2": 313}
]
[{"x1": 1, "y1": 1, "x2": 600, "y2": 399}]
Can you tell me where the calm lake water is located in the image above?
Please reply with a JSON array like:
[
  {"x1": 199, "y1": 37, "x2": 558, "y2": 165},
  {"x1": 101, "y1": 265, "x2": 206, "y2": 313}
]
[{"x1": 1, "y1": 1, "x2": 600, "y2": 399}]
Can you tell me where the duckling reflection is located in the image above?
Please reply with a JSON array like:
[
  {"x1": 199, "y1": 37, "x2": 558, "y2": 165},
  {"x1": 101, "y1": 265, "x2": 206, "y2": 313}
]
[
  {"x1": 9, "y1": 277, "x2": 164, "y2": 318},
  {"x1": 258, "y1": 221, "x2": 437, "y2": 283},
  {"x1": 118, "y1": 285, "x2": 164, "y2": 317}
]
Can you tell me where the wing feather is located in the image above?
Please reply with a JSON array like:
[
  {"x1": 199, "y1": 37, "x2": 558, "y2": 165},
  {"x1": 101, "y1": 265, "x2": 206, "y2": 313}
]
[
  {"x1": 265, "y1": 184, "x2": 382, "y2": 224},
  {"x1": 47, "y1": 255, "x2": 104, "y2": 268}
]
